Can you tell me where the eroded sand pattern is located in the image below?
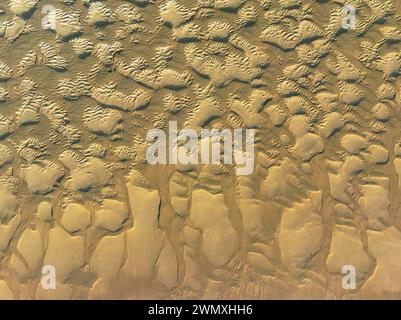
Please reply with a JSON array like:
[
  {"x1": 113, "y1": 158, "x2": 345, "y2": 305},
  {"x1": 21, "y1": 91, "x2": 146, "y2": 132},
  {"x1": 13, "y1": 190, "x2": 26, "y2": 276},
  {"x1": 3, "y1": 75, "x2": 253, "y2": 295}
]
[{"x1": 0, "y1": 0, "x2": 401, "y2": 300}]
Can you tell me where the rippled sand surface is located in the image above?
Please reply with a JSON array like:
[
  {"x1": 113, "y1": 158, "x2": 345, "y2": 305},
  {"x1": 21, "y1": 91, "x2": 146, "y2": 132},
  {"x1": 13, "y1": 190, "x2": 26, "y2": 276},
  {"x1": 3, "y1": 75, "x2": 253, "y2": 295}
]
[{"x1": 0, "y1": 0, "x2": 401, "y2": 300}]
